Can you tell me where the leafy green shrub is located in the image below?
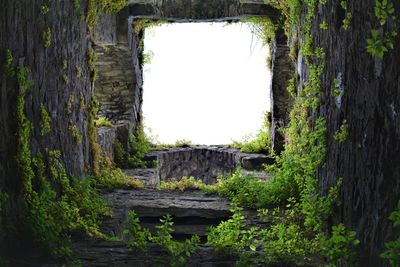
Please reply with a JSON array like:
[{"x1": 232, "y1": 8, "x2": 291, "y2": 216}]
[
  {"x1": 92, "y1": 159, "x2": 144, "y2": 189},
  {"x1": 150, "y1": 214, "x2": 200, "y2": 266},
  {"x1": 381, "y1": 200, "x2": 400, "y2": 266},
  {"x1": 231, "y1": 112, "x2": 271, "y2": 154},
  {"x1": 86, "y1": 0, "x2": 126, "y2": 31},
  {"x1": 207, "y1": 207, "x2": 247, "y2": 253},
  {"x1": 157, "y1": 177, "x2": 206, "y2": 192},
  {"x1": 95, "y1": 117, "x2": 113, "y2": 127},
  {"x1": 241, "y1": 16, "x2": 277, "y2": 46},
  {"x1": 68, "y1": 121, "x2": 83, "y2": 142},
  {"x1": 202, "y1": 170, "x2": 280, "y2": 208},
  {"x1": 321, "y1": 224, "x2": 360, "y2": 266},
  {"x1": 123, "y1": 211, "x2": 150, "y2": 251},
  {"x1": 208, "y1": 197, "x2": 359, "y2": 266},
  {"x1": 124, "y1": 212, "x2": 200, "y2": 266},
  {"x1": 114, "y1": 128, "x2": 151, "y2": 169},
  {"x1": 25, "y1": 151, "x2": 112, "y2": 257}
]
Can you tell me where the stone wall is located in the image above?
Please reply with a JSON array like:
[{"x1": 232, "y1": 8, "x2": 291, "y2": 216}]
[
  {"x1": 128, "y1": 0, "x2": 279, "y2": 21},
  {"x1": 0, "y1": 0, "x2": 93, "y2": 184},
  {"x1": 0, "y1": 0, "x2": 93, "y2": 252},
  {"x1": 300, "y1": 1, "x2": 400, "y2": 265},
  {"x1": 157, "y1": 146, "x2": 273, "y2": 184}
]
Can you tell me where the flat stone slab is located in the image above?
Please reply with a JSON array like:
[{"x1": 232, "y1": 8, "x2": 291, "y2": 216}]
[
  {"x1": 100, "y1": 189, "x2": 232, "y2": 238},
  {"x1": 72, "y1": 240, "x2": 237, "y2": 267}
]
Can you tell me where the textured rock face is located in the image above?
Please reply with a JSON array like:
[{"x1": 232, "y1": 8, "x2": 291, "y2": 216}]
[
  {"x1": 270, "y1": 29, "x2": 295, "y2": 154},
  {"x1": 157, "y1": 146, "x2": 272, "y2": 184},
  {"x1": 95, "y1": 43, "x2": 137, "y2": 122},
  {"x1": 128, "y1": 0, "x2": 279, "y2": 21},
  {"x1": 97, "y1": 127, "x2": 117, "y2": 159},
  {"x1": 301, "y1": 1, "x2": 400, "y2": 265},
  {"x1": 0, "y1": 0, "x2": 92, "y2": 184}
]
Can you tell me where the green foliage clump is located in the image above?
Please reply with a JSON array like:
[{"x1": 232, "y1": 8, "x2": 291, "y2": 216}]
[
  {"x1": 319, "y1": 21, "x2": 329, "y2": 30},
  {"x1": 123, "y1": 211, "x2": 150, "y2": 251},
  {"x1": 375, "y1": 0, "x2": 396, "y2": 26},
  {"x1": 26, "y1": 151, "x2": 112, "y2": 257},
  {"x1": 17, "y1": 94, "x2": 35, "y2": 199},
  {"x1": 203, "y1": 170, "x2": 275, "y2": 208},
  {"x1": 63, "y1": 60, "x2": 68, "y2": 70},
  {"x1": 74, "y1": 0, "x2": 81, "y2": 11},
  {"x1": 150, "y1": 214, "x2": 200, "y2": 266},
  {"x1": 142, "y1": 51, "x2": 154, "y2": 68},
  {"x1": 340, "y1": 1, "x2": 352, "y2": 30},
  {"x1": 157, "y1": 177, "x2": 206, "y2": 192},
  {"x1": 133, "y1": 19, "x2": 167, "y2": 35},
  {"x1": 4, "y1": 49, "x2": 14, "y2": 77},
  {"x1": 241, "y1": 16, "x2": 277, "y2": 46},
  {"x1": 124, "y1": 212, "x2": 200, "y2": 266},
  {"x1": 87, "y1": 49, "x2": 98, "y2": 82},
  {"x1": 207, "y1": 206, "x2": 249, "y2": 254},
  {"x1": 381, "y1": 200, "x2": 400, "y2": 266},
  {"x1": 209, "y1": 196, "x2": 359, "y2": 266},
  {"x1": 88, "y1": 97, "x2": 101, "y2": 175},
  {"x1": 231, "y1": 112, "x2": 271, "y2": 154},
  {"x1": 16, "y1": 67, "x2": 35, "y2": 90},
  {"x1": 366, "y1": 29, "x2": 397, "y2": 59},
  {"x1": 40, "y1": 4, "x2": 50, "y2": 15},
  {"x1": 174, "y1": 139, "x2": 193, "y2": 147},
  {"x1": 86, "y1": 0, "x2": 126, "y2": 31},
  {"x1": 367, "y1": 0, "x2": 398, "y2": 59},
  {"x1": 92, "y1": 158, "x2": 144, "y2": 189},
  {"x1": 68, "y1": 121, "x2": 83, "y2": 142},
  {"x1": 95, "y1": 117, "x2": 113, "y2": 127},
  {"x1": 114, "y1": 128, "x2": 151, "y2": 169},
  {"x1": 39, "y1": 104, "x2": 52, "y2": 136},
  {"x1": 42, "y1": 27, "x2": 52, "y2": 48},
  {"x1": 333, "y1": 120, "x2": 349, "y2": 143},
  {"x1": 264, "y1": 0, "x2": 301, "y2": 38}
]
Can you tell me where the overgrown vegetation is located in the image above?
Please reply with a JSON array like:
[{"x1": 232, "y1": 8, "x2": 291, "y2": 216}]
[
  {"x1": 124, "y1": 211, "x2": 200, "y2": 266},
  {"x1": 91, "y1": 157, "x2": 144, "y2": 189},
  {"x1": 86, "y1": 0, "x2": 126, "y2": 31},
  {"x1": 340, "y1": 0, "x2": 352, "y2": 30},
  {"x1": 87, "y1": 49, "x2": 98, "y2": 82},
  {"x1": 230, "y1": 112, "x2": 271, "y2": 154},
  {"x1": 39, "y1": 104, "x2": 52, "y2": 136},
  {"x1": 381, "y1": 200, "x2": 400, "y2": 266},
  {"x1": 333, "y1": 120, "x2": 349, "y2": 143},
  {"x1": 204, "y1": 0, "x2": 360, "y2": 265},
  {"x1": 95, "y1": 116, "x2": 113, "y2": 127},
  {"x1": 42, "y1": 27, "x2": 52, "y2": 48},
  {"x1": 241, "y1": 16, "x2": 277, "y2": 46},
  {"x1": 366, "y1": 0, "x2": 398, "y2": 59},
  {"x1": 157, "y1": 177, "x2": 206, "y2": 192},
  {"x1": 114, "y1": 127, "x2": 151, "y2": 169}
]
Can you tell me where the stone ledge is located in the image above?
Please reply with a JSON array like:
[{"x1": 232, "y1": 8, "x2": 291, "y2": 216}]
[{"x1": 154, "y1": 146, "x2": 273, "y2": 184}]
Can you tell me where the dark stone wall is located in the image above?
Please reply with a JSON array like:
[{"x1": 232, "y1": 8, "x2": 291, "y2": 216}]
[
  {"x1": 0, "y1": 0, "x2": 92, "y2": 193},
  {"x1": 301, "y1": 1, "x2": 400, "y2": 265},
  {"x1": 270, "y1": 29, "x2": 295, "y2": 154},
  {"x1": 157, "y1": 146, "x2": 272, "y2": 184},
  {"x1": 128, "y1": 0, "x2": 279, "y2": 21}
]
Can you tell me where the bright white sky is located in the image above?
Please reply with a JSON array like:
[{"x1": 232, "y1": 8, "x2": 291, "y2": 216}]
[{"x1": 142, "y1": 22, "x2": 271, "y2": 145}]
